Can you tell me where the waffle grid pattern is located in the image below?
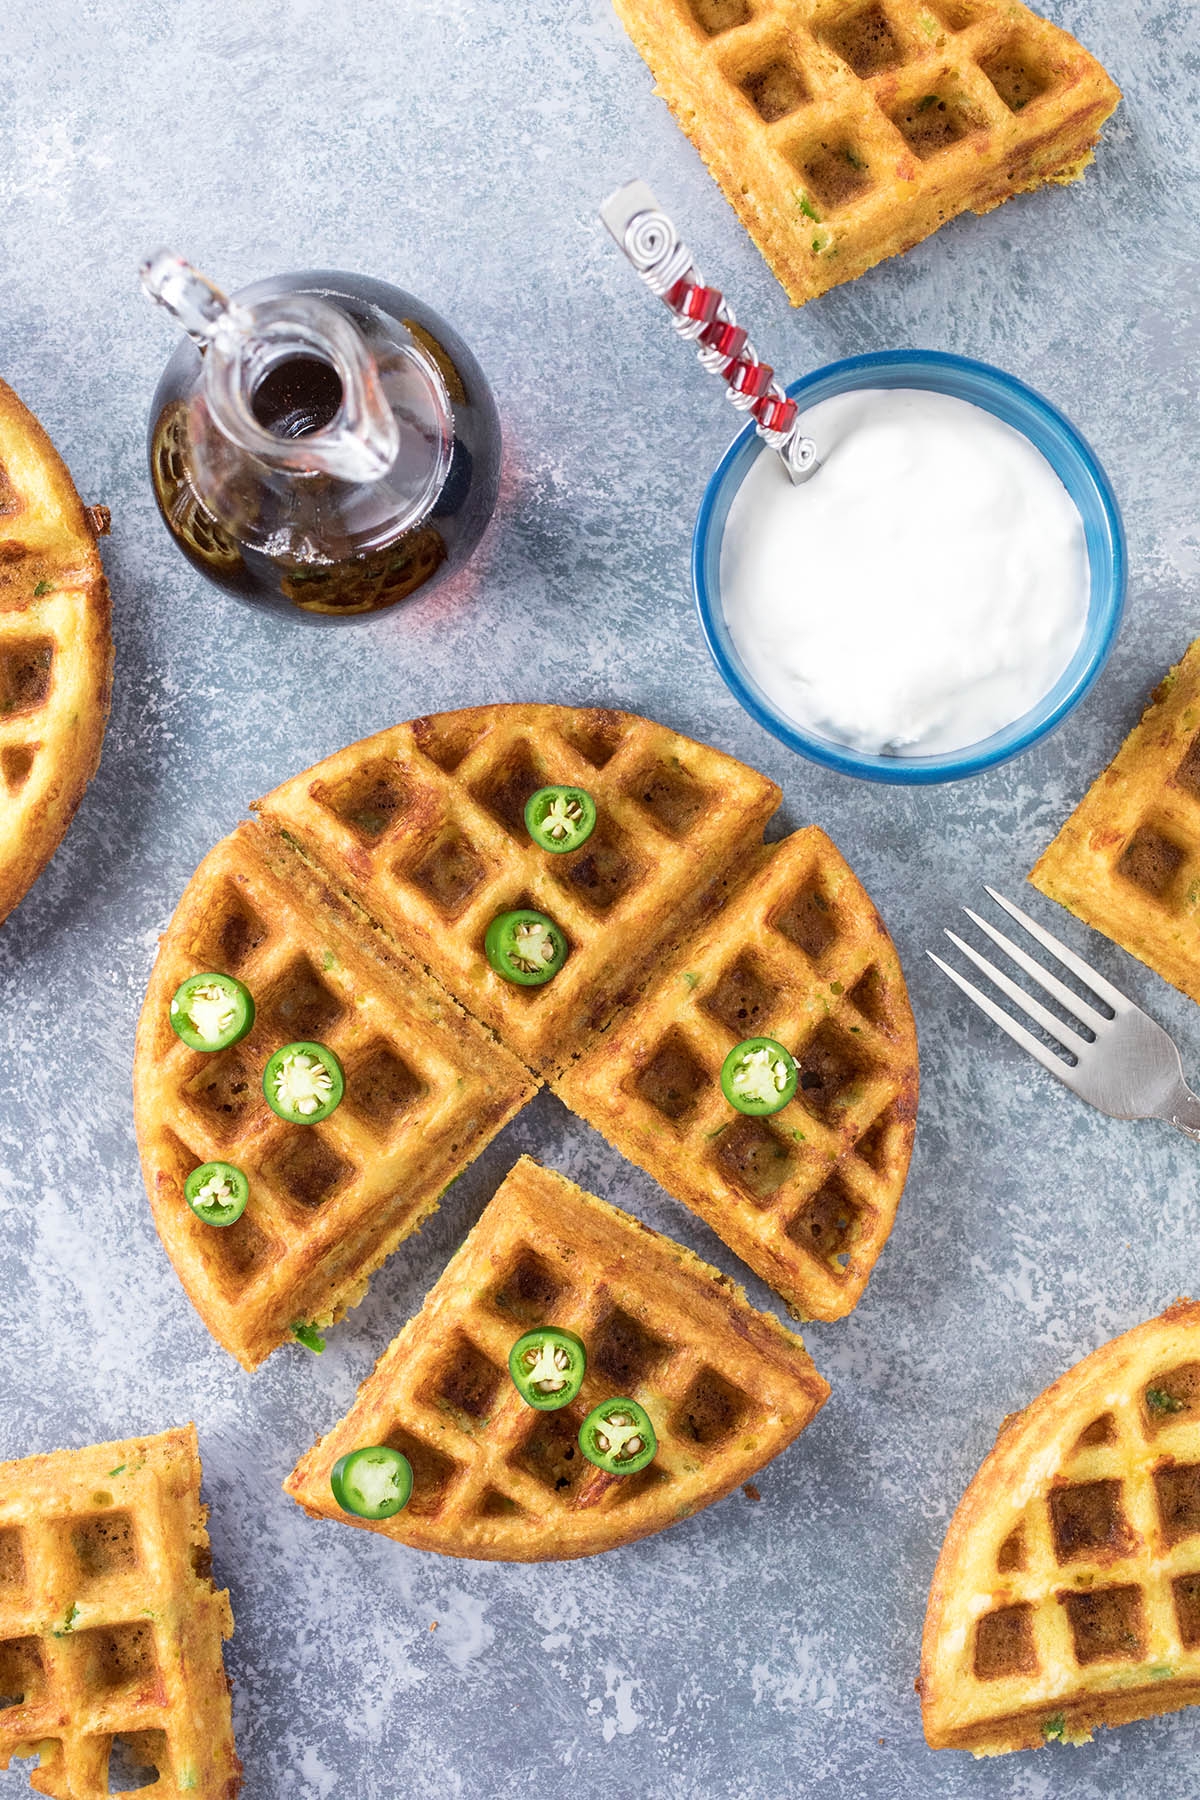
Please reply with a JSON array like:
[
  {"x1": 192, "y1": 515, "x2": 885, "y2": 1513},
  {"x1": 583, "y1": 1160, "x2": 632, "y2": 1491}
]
[
  {"x1": 973, "y1": 1396, "x2": 1200, "y2": 1691},
  {"x1": 134, "y1": 827, "x2": 534, "y2": 1369},
  {"x1": 253, "y1": 704, "x2": 781, "y2": 1075},
  {"x1": 612, "y1": 0, "x2": 1119, "y2": 305},
  {"x1": 557, "y1": 828, "x2": 918, "y2": 1320},
  {"x1": 0, "y1": 1426, "x2": 238, "y2": 1799},
  {"x1": 0, "y1": 380, "x2": 111, "y2": 925},
  {"x1": 1031, "y1": 639, "x2": 1200, "y2": 1007},
  {"x1": 922, "y1": 1304, "x2": 1200, "y2": 1754},
  {"x1": 285, "y1": 1157, "x2": 831, "y2": 1560}
]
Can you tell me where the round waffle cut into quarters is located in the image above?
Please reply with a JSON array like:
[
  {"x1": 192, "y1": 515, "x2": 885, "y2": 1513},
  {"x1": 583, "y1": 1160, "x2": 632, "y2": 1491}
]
[
  {"x1": 285, "y1": 1156, "x2": 831, "y2": 1560},
  {"x1": 133, "y1": 703, "x2": 918, "y2": 1367},
  {"x1": 920, "y1": 1302, "x2": 1200, "y2": 1756},
  {"x1": 0, "y1": 380, "x2": 112, "y2": 926},
  {"x1": 0, "y1": 1424, "x2": 240, "y2": 1799}
]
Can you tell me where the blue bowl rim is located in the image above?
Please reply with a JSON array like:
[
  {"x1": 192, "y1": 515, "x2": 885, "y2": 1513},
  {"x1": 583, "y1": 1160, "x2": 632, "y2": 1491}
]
[{"x1": 692, "y1": 348, "x2": 1127, "y2": 786}]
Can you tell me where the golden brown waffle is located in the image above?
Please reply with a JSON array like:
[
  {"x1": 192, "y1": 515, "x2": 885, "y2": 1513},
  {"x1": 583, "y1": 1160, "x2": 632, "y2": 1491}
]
[
  {"x1": 137, "y1": 708, "x2": 913, "y2": 1357},
  {"x1": 285, "y1": 1156, "x2": 830, "y2": 1560},
  {"x1": 556, "y1": 828, "x2": 917, "y2": 1320},
  {"x1": 253, "y1": 703, "x2": 781, "y2": 1076},
  {"x1": 0, "y1": 1424, "x2": 239, "y2": 1799},
  {"x1": 920, "y1": 1301, "x2": 1200, "y2": 1755},
  {"x1": 1030, "y1": 640, "x2": 1200, "y2": 1007},
  {"x1": 0, "y1": 380, "x2": 112, "y2": 925},
  {"x1": 612, "y1": 0, "x2": 1119, "y2": 306},
  {"x1": 133, "y1": 823, "x2": 535, "y2": 1370}
]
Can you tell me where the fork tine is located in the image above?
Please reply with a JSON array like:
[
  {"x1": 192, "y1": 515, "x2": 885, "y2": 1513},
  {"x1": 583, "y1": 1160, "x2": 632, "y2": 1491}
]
[
  {"x1": 927, "y1": 951, "x2": 1086, "y2": 1094},
  {"x1": 943, "y1": 929, "x2": 1089, "y2": 1054},
  {"x1": 984, "y1": 887, "x2": 1132, "y2": 1013},
  {"x1": 962, "y1": 906, "x2": 1109, "y2": 1035}
]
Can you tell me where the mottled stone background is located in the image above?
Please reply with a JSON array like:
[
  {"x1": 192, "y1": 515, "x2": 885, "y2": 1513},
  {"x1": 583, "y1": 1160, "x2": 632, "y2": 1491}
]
[{"x1": 0, "y1": 1, "x2": 1197, "y2": 1794}]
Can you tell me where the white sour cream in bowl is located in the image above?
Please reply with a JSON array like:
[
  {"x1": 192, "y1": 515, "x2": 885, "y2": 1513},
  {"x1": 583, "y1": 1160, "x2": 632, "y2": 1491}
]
[
  {"x1": 721, "y1": 388, "x2": 1088, "y2": 757},
  {"x1": 695, "y1": 354, "x2": 1125, "y2": 784}
]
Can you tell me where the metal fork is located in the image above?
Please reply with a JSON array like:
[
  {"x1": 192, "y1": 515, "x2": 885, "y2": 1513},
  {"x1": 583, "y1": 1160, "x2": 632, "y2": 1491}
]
[{"x1": 929, "y1": 887, "x2": 1200, "y2": 1141}]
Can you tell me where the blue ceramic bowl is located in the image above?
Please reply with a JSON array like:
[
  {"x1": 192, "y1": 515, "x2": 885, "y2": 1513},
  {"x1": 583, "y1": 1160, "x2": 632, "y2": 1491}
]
[{"x1": 693, "y1": 349, "x2": 1126, "y2": 785}]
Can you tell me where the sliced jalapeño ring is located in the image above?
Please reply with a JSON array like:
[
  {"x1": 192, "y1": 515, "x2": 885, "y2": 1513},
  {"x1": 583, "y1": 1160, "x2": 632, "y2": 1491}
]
[
  {"x1": 263, "y1": 1041, "x2": 344, "y2": 1124},
  {"x1": 508, "y1": 1327, "x2": 587, "y2": 1410},
  {"x1": 524, "y1": 785, "x2": 597, "y2": 854},
  {"x1": 720, "y1": 1036, "x2": 798, "y2": 1116},
  {"x1": 169, "y1": 972, "x2": 255, "y2": 1052},
  {"x1": 484, "y1": 909, "x2": 568, "y2": 986},
  {"x1": 330, "y1": 1446, "x2": 413, "y2": 1520},
  {"x1": 579, "y1": 1398, "x2": 657, "y2": 1476},
  {"x1": 184, "y1": 1161, "x2": 249, "y2": 1227}
]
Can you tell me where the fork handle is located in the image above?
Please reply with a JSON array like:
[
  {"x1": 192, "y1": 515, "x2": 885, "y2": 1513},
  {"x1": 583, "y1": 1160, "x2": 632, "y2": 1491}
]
[{"x1": 1163, "y1": 1083, "x2": 1200, "y2": 1141}]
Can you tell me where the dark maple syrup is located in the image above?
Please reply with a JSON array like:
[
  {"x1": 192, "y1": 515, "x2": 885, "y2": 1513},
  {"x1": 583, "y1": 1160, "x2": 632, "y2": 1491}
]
[
  {"x1": 147, "y1": 270, "x2": 501, "y2": 621},
  {"x1": 250, "y1": 354, "x2": 344, "y2": 439}
]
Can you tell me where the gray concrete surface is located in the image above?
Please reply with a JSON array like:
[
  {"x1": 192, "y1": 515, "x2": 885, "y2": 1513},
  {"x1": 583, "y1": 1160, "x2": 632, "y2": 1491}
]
[{"x1": 1, "y1": 1, "x2": 1197, "y2": 1794}]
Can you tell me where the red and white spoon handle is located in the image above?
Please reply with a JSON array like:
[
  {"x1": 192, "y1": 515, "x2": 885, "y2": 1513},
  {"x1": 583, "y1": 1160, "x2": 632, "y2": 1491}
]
[{"x1": 601, "y1": 179, "x2": 819, "y2": 484}]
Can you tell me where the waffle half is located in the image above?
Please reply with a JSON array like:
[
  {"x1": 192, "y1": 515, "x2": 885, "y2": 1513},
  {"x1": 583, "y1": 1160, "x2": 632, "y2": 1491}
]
[
  {"x1": 556, "y1": 828, "x2": 917, "y2": 1319},
  {"x1": 133, "y1": 824, "x2": 535, "y2": 1369},
  {"x1": 920, "y1": 1302, "x2": 1200, "y2": 1755},
  {"x1": 1031, "y1": 640, "x2": 1200, "y2": 1006},
  {"x1": 253, "y1": 703, "x2": 781, "y2": 1077},
  {"x1": 0, "y1": 1424, "x2": 239, "y2": 1799},
  {"x1": 0, "y1": 380, "x2": 112, "y2": 925},
  {"x1": 612, "y1": 0, "x2": 1119, "y2": 307},
  {"x1": 285, "y1": 1156, "x2": 830, "y2": 1560}
]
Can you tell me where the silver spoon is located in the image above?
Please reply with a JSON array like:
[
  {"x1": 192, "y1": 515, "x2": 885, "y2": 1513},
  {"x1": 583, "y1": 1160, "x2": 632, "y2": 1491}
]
[{"x1": 600, "y1": 178, "x2": 820, "y2": 485}]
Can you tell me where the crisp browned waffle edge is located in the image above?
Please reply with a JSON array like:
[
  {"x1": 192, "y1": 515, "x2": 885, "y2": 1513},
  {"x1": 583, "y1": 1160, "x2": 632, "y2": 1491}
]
[{"x1": 0, "y1": 379, "x2": 112, "y2": 926}]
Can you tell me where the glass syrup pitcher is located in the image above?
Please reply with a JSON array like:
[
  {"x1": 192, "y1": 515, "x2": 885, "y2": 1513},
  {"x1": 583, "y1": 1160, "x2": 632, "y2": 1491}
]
[{"x1": 141, "y1": 253, "x2": 501, "y2": 620}]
